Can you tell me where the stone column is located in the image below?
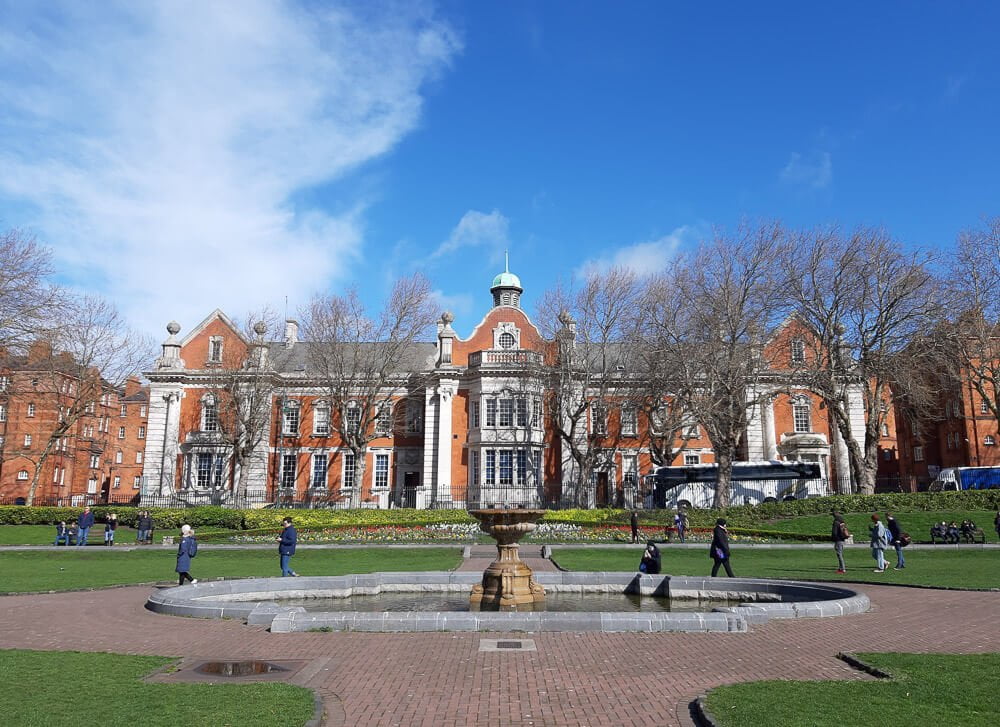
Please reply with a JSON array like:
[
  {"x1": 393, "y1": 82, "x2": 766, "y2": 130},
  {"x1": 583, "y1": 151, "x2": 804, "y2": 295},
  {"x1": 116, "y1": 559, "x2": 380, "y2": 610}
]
[
  {"x1": 435, "y1": 380, "x2": 458, "y2": 505},
  {"x1": 761, "y1": 396, "x2": 778, "y2": 460},
  {"x1": 142, "y1": 385, "x2": 182, "y2": 498}
]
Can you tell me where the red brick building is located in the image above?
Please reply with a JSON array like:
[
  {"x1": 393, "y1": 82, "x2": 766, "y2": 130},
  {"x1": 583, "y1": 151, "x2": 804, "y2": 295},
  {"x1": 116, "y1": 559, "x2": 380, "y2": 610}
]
[
  {"x1": 141, "y1": 270, "x2": 874, "y2": 508},
  {"x1": 0, "y1": 343, "x2": 148, "y2": 505}
]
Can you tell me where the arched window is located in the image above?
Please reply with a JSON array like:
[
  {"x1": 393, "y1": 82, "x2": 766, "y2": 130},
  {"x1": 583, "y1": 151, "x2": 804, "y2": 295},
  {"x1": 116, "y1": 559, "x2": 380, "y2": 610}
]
[
  {"x1": 376, "y1": 403, "x2": 393, "y2": 435},
  {"x1": 790, "y1": 338, "x2": 805, "y2": 364},
  {"x1": 313, "y1": 402, "x2": 331, "y2": 436},
  {"x1": 792, "y1": 397, "x2": 811, "y2": 433}
]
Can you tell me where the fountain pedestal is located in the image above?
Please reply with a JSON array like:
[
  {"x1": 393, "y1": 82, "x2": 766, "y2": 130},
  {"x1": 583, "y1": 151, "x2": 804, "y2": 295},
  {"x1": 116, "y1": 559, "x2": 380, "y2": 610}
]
[{"x1": 469, "y1": 509, "x2": 546, "y2": 610}]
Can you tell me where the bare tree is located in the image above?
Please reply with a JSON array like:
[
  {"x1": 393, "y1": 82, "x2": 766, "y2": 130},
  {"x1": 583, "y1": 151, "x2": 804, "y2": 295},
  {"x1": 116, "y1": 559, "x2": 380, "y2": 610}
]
[
  {"x1": 0, "y1": 229, "x2": 63, "y2": 352},
  {"x1": 645, "y1": 222, "x2": 786, "y2": 507},
  {"x1": 942, "y1": 217, "x2": 1000, "y2": 427},
  {"x1": 302, "y1": 275, "x2": 437, "y2": 508},
  {"x1": 195, "y1": 310, "x2": 288, "y2": 505},
  {"x1": 538, "y1": 268, "x2": 643, "y2": 507},
  {"x1": 781, "y1": 226, "x2": 945, "y2": 493},
  {"x1": 16, "y1": 295, "x2": 152, "y2": 504}
]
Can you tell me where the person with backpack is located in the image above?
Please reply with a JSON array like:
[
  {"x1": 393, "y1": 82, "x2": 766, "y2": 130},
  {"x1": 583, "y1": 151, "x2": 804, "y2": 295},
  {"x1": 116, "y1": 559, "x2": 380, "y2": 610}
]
[
  {"x1": 869, "y1": 514, "x2": 890, "y2": 573},
  {"x1": 175, "y1": 524, "x2": 198, "y2": 586},
  {"x1": 831, "y1": 510, "x2": 849, "y2": 574}
]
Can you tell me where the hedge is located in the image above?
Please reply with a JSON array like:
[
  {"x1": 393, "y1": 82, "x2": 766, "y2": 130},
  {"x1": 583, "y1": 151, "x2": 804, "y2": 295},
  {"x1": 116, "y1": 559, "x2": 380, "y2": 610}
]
[{"x1": 1, "y1": 490, "x2": 996, "y2": 530}]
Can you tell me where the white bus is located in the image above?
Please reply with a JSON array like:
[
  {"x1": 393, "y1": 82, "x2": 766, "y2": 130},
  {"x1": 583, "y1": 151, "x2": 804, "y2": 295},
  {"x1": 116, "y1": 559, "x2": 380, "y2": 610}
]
[{"x1": 642, "y1": 460, "x2": 826, "y2": 509}]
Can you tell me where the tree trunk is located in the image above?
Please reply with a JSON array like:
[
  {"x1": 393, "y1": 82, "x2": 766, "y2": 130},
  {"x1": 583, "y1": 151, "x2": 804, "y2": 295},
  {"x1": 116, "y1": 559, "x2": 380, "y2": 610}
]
[
  {"x1": 25, "y1": 437, "x2": 59, "y2": 506},
  {"x1": 352, "y1": 450, "x2": 366, "y2": 508},
  {"x1": 713, "y1": 448, "x2": 733, "y2": 509}
]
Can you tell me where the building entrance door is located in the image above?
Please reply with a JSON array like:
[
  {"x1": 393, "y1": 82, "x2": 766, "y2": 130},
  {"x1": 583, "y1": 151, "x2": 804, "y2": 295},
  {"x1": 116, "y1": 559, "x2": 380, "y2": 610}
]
[
  {"x1": 595, "y1": 471, "x2": 610, "y2": 507},
  {"x1": 402, "y1": 471, "x2": 419, "y2": 508}
]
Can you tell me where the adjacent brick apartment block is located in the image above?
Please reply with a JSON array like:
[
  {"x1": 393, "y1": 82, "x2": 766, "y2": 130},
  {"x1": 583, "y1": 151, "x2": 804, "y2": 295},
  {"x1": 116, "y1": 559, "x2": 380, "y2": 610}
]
[
  {"x1": 0, "y1": 342, "x2": 148, "y2": 505},
  {"x1": 141, "y1": 269, "x2": 873, "y2": 509}
]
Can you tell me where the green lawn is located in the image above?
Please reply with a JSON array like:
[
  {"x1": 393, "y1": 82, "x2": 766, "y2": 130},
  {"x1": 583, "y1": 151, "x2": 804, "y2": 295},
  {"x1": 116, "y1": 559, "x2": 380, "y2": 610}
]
[
  {"x1": 705, "y1": 653, "x2": 1000, "y2": 727},
  {"x1": 0, "y1": 649, "x2": 315, "y2": 727},
  {"x1": 553, "y1": 546, "x2": 1000, "y2": 589},
  {"x1": 0, "y1": 546, "x2": 463, "y2": 593},
  {"x1": 765, "y1": 510, "x2": 995, "y2": 542}
]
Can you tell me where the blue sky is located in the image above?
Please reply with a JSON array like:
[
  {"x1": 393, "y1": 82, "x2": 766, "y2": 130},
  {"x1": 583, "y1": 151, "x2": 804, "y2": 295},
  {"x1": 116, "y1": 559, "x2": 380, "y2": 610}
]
[{"x1": 1, "y1": 1, "x2": 998, "y2": 342}]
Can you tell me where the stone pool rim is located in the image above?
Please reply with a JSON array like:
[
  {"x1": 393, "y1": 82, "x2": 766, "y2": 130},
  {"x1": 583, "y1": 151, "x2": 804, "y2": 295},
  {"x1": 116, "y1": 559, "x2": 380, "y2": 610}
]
[{"x1": 145, "y1": 571, "x2": 869, "y2": 633}]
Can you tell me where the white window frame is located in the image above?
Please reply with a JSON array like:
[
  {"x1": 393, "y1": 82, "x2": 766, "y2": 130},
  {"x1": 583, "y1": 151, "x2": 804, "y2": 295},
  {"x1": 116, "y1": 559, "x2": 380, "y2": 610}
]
[
  {"x1": 790, "y1": 338, "x2": 805, "y2": 363},
  {"x1": 470, "y1": 450, "x2": 480, "y2": 487},
  {"x1": 985, "y1": 435, "x2": 996, "y2": 446},
  {"x1": 24, "y1": 434, "x2": 32, "y2": 447},
  {"x1": 622, "y1": 453, "x2": 638, "y2": 487},
  {"x1": 470, "y1": 401, "x2": 480, "y2": 428},
  {"x1": 913, "y1": 445, "x2": 924, "y2": 461},
  {"x1": 113, "y1": 476, "x2": 121, "y2": 489},
  {"x1": 137, "y1": 426, "x2": 145, "y2": 439},
  {"x1": 982, "y1": 399, "x2": 990, "y2": 415},
  {"x1": 621, "y1": 406, "x2": 637, "y2": 437},
  {"x1": 313, "y1": 403, "x2": 331, "y2": 437},
  {"x1": 684, "y1": 451, "x2": 700, "y2": 466},
  {"x1": 136, "y1": 451, "x2": 143, "y2": 464},
  {"x1": 118, "y1": 426, "x2": 126, "y2": 439},
  {"x1": 0, "y1": 404, "x2": 5, "y2": 422},
  {"x1": 17, "y1": 469, "x2": 29, "y2": 480},
  {"x1": 115, "y1": 450, "x2": 123, "y2": 464},
  {"x1": 311, "y1": 452, "x2": 328, "y2": 489},
  {"x1": 282, "y1": 401, "x2": 300, "y2": 436},
  {"x1": 281, "y1": 453, "x2": 297, "y2": 489},
  {"x1": 376, "y1": 404, "x2": 393, "y2": 436},
  {"x1": 345, "y1": 403, "x2": 361, "y2": 433},
  {"x1": 793, "y1": 399, "x2": 811, "y2": 434},
  {"x1": 201, "y1": 395, "x2": 219, "y2": 433},
  {"x1": 485, "y1": 398, "x2": 497, "y2": 427},
  {"x1": 133, "y1": 475, "x2": 141, "y2": 489},
  {"x1": 342, "y1": 451, "x2": 356, "y2": 490},
  {"x1": 374, "y1": 452, "x2": 390, "y2": 489},
  {"x1": 120, "y1": 404, "x2": 128, "y2": 417},
  {"x1": 591, "y1": 402, "x2": 607, "y2": 436},
  {"x1": 208, "y1": 336, "x2": 224, "y2": 364},
  {"x1": 27, "y1": 403, "x2": 36, "y2": 417},
  {"x1": 90, "y1": 454, "x2": 100, "y2": 468}
]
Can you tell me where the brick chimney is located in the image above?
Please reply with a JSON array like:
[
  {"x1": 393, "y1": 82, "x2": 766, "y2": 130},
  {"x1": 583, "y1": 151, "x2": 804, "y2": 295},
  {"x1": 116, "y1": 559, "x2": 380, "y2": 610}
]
[{"x1": 28, "y1": 340, "x2": 53, "y2": 364}]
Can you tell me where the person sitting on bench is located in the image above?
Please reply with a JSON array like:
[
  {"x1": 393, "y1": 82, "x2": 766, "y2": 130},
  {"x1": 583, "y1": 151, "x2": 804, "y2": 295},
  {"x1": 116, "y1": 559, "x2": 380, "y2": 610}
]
[
  {"x1": 930, "y1": 521, "x2": 948, "y2": 544},
  {"x1": 54, "y1": 521, "x2": 70, "y2": 546},
  {"x1": 946, "y1": 521, "x2": 961, "y2": 544}
]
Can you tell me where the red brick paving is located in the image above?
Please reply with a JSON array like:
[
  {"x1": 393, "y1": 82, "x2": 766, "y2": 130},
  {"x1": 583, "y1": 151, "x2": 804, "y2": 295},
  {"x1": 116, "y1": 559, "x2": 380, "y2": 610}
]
[{"x1": 0, "y1": 582, "x2": 998, "y2": 726}]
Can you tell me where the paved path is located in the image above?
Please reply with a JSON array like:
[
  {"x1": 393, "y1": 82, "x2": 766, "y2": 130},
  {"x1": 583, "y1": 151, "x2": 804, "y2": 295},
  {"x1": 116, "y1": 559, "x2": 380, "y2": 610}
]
[{"x1": 1, "y1": 578, "x2": 998, "y2": 727}]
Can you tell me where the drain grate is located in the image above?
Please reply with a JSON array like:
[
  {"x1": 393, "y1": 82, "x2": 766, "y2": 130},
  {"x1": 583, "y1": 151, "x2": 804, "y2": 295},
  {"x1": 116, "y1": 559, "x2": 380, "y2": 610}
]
[{"x1": 479, "y1": 639, "x2": 536, "y2": 652}]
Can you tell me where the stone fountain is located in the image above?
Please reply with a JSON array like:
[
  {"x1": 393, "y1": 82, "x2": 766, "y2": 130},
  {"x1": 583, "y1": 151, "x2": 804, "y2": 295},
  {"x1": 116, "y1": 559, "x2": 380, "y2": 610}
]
[{"x1": 468, "y1": 508, "x2": 547, "y2": 610}]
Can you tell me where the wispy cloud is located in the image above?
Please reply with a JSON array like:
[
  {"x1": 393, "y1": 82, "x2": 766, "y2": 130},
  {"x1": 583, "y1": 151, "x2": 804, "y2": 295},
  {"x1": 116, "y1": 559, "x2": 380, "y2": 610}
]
[
  {"x1": 432, "y1": 209, "x2": 510, "y2": 260},
  {"x1": 945, "y1": 73, "x2": 968, "y2": 100},
  {"x1": 0, "y1": 1, "x2": 460, "y2": 337},
  {"x1": 780, "y1": 151, "x2": 833, "y2": 189},
  {"x1": 430, "y1": 289, "x2": 474, "y2": 318},
  {"x1": 575, "y1": 225, "x2": 699, "y2": 278}
]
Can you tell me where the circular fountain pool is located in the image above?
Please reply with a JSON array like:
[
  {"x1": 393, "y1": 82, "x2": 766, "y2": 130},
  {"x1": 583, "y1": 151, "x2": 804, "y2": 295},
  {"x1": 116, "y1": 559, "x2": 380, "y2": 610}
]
[{"x1": 146, "y1": 571, "x2": 869, "y2": 633}]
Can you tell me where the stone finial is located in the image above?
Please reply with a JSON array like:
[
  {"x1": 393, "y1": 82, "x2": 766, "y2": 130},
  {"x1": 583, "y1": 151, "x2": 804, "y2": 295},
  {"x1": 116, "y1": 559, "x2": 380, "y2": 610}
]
[
  {"x1": 441, "y1": 311, "x2": 455, "y2": 325},
  {"x1": 558, "y1": 310, "x2": 575, "y2": 326},
  {"x1": 166, "y1": 321, "x2": 181, "y2": 336},
  {"x1": 253, "y1": 321, "x2": 267, "y2": 337}
]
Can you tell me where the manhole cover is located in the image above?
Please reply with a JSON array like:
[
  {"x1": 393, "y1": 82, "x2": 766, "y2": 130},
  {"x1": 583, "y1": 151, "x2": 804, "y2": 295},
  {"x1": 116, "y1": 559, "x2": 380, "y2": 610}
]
[
  {"x1": 479, "y1": 639, "x2": 536, "y2": 652},
  {"x1": 194, "y1": 660, "x2": 290, "y2": 677}
]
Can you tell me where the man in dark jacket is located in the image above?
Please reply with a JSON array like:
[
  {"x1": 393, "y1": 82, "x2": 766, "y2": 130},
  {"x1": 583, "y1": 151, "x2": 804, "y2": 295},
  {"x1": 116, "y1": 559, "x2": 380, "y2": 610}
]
[
  {"x1": 629, "y1": 511, "x2": 639, "y2": 543},
  {"x1": 76, "y1": 507, "x2": 94, "y2": 547},
  {"x1": 832, "y1": 510, "x2": 849, "y2": 574},
  {"x1": 885, "y1": 512, "x2": 905, "y2": 570},
  {"x1": 278, "y1": 517, "x2": 298, "y2": 577},
  {"x1": 709, "y1": 518, "x2": 733, "y2": 577}
]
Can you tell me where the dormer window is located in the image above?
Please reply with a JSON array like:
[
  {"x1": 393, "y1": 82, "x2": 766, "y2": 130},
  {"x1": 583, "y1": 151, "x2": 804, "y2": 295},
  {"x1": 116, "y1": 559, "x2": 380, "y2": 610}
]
[
  {"x1": 208, "y1": 336, "x2": 224, "y2": 364},
  {"x1": 790, "y1": 339, "x2": 805, "y2": 364}
]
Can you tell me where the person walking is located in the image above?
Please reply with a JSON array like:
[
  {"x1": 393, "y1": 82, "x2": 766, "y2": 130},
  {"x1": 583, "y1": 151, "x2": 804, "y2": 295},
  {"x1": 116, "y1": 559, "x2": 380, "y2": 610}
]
[
  {"x1": 885, "y1": 512, "x2": 905, "y2": 569},
  {"x1": 76, "y1": 507, "x2": 94, "y2": 547},
  {"x1": 831, "y1": 510, "x2": 849, "y2": 574},
  {"x1": 709, "y1": 518, "x2": 734, "y2": 577},
  {"x1": 278, "y1": 517, "x2": 298, "y2": 577},
  {"x1": 104, "y1": 513, "x2": 118, "y2": 546},
  {"x1": 674, "y1": 508, "x2": 689, "y2": 543},
  {"x1": 629, "y1": 510, "x2": 639, "y2": 544},
  {"x1": 175, "y1": 524, "x2": 198, "y2": 586},
  {"x1": 869, "y1": 514, "x2": 890, "y2": 572}
]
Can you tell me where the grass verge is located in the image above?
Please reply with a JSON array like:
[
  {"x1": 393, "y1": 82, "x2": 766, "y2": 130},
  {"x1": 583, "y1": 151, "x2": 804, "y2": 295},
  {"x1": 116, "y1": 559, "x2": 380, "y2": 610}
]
[
  {"x1": 0, "y1": 546, "x2": 463, "y2": 593},
  {"x1": 704, "y1": 652, "x2": 1000, "y2": 727},
  {"x1": 0, "y1": 649, "x2": 315, "y2": 727},
  {"x1": 553, "y1": 546, "x2": 1000, "y2": 589}
]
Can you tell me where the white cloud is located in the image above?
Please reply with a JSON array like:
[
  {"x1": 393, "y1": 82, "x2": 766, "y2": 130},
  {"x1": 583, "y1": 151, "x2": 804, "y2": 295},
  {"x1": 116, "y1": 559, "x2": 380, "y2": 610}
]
[
  {"x1": 433, "y1": 209, "x2": 510, "y2": 259},
  {"x1": 575, "y1": 225, "x2": 698, "y2": 278},
  {"x1": 430, "y1": 289, "x2": 474, "y2": 318},
  {"x1": 0, "y1": 1, "x2": 460, "y2": 337},
  {"x1": 780, "y1": 151, "x2": 833, "y2": 189}
]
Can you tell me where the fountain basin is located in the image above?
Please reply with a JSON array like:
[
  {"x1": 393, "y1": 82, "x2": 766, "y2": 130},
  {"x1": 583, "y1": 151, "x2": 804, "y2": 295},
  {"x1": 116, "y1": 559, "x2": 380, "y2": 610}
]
[{"x1": 146, "y1": 572, "x2": 869, "y2": 633}]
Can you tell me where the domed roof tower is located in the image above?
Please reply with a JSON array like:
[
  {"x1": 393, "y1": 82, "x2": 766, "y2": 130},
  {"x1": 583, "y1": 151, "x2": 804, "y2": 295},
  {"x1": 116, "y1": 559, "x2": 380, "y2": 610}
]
[{"x1": 490, "y1": 252, "x2": 523, "y2": 308}]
